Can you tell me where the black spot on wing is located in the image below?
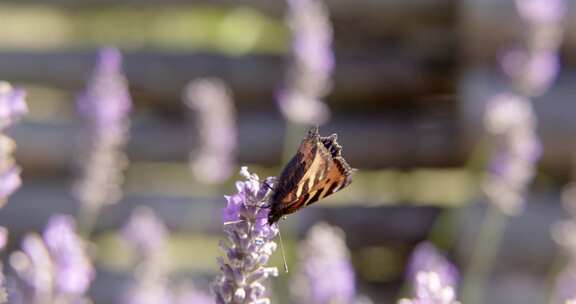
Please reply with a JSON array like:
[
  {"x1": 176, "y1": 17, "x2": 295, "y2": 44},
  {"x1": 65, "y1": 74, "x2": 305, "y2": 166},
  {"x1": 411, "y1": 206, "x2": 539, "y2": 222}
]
[
  {"x1": 326, "y1": 181, "x2": 340, "y2": 195},
  {"x1": 305, "y1": 189, "x2": 324, "y2": 206}
]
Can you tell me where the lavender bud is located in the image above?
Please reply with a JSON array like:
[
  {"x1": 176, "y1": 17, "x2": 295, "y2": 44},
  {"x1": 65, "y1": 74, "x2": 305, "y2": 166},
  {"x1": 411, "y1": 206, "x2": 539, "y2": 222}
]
[
  {"x1": 213, "y1": 167, "x2": 278, "y2": 304},
  {"x1": 184, "y1": 78, "x2": 237, "y2": 184},
  {"x1": 291, "y1": 222, "x2": 356, "y2": 304},
  {"x1": 278, "y1": 0, "x2": 333, "y2": 125}
]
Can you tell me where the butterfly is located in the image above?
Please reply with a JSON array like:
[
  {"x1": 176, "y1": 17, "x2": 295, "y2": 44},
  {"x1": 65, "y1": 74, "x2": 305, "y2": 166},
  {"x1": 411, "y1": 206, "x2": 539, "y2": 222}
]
[{"x1": 267, "y1": 127, "x2": 354, "y2": 225}]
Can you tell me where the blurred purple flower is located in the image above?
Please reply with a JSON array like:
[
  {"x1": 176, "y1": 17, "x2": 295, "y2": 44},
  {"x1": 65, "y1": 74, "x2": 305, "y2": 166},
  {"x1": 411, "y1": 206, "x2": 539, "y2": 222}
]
[
  {"x1": 398, "y1": 272, "x2": 460, "y2": 304},
  {"x1": 291, "y1": 222, "x2": 356, "y2": 304},
  {"x1": 554, "y1": 265, "x2": 576, "y2": 304},
  {"x1": 0, "y1": 82, "x2": 27, "y2": 130},
  {"x1": 502, "y1": 0, "x2": 565, "y2": 97},
  {"x1": 73, "y1": 47, "x2": 132, "y2": 213},
  {"x1": 399, "y1": 242, "x2": 460, "y2": 304},
  {"x1": 183, "y1": 78, "x2": 237, "y2": 184},
  {"x1": 77, "y1": 47, "x2": 132, "y2": 137},
  {"x1": 278, "y1": 0, "x2": 333, "y2": 125},
  {"x1": 515, "y1": 0, "x2": 564, "y2": 26},
  {"x1": 0, "y1": 82, "x2": 27, "y2": 206},
  {"x1": 406, "y1": 242, "x2": 458, "y2": 289},
  {"x1": 121, "y1": 207, "x2": 172, "y2": 304},
  {"x1": 483, "y1": 0, "x2": 564, "y2": 215},
  {"x1": 213, "y1": 167, "x2": 279, "y2": 304},
  {"x1": 10, "y1": 215, "x2": 94, "y2": 303},
  {"x1": 43, "y1": 216, "x2": 95, "y2": 296},
  {"x1": 482, "y1": 93, "x2": 540, "y2": 215}
]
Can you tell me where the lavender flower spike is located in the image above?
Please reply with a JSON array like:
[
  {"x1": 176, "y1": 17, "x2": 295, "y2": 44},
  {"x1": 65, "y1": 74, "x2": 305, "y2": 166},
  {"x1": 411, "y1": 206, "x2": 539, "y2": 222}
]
[
  {"x1": 184, "y1": 78, "x2": 237, "y2": 184},
  {"x1": 291, "y1": 222, "x2": 355, "y2": 304},
  {"x1": 278, "y1": 0, "x2": 333, "y2": 125},
  {"x1": 213, "y1": 167, "x2": 279, "y2": 304},
  {"x1": 399, "y1": 242, "x2": 460, "y2": 304},
  {"x1": 121, "y1": 207, "x2": 172, "y2": 304},
  {"x1": 0, "y1": 81, "x2": 27, "y2": 206},
  {"x1": 10, "y1": 215, "x2": 95, "y2": 303},
  {"x1": 74, "y1": 47, "x2": 132, "y2": 213}
]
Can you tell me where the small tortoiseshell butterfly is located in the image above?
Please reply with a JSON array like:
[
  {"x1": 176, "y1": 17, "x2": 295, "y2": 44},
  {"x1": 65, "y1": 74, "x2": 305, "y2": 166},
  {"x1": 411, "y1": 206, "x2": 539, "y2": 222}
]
[{"x1": 268, "y1": 127, "x2": 354, "y2": 224}]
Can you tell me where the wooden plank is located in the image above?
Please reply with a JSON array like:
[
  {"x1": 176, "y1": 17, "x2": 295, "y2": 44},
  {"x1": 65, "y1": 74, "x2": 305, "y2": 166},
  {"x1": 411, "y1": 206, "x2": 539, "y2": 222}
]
[{"x1": 0, "y1": 50, "x2": 456, "y2": 111}]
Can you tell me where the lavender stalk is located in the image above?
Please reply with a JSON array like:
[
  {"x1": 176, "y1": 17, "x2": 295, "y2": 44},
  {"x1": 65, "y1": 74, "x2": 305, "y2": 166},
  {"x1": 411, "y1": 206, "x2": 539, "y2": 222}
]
[
  {"x1": 291, "y1": 222, "x2": 356, "y2": 304},
  {"x1": 73, "y1": 47, "x2": 132, "y2": 235},
  {"x1": 278, "y1": 0, "x2": 333, "y2": 125},
  {"x1": 183, "y1": 78, "x2": 237, "y2": 184},
  {"x1": 0, "y1": 81, "x2": 28, "y2": 303},
  {"x1": 463, "y1": 1, "x2": 565, "y2": 303},
  {"x1": 213, "y1": 167, "x2": 279, "y2": 304}
]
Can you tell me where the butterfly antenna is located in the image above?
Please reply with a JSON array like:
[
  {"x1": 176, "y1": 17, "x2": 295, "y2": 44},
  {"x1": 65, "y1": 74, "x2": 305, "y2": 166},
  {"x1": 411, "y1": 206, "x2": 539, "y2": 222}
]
[{"x1": 277, "y1": 227, "x2": 289, "y2": 273}]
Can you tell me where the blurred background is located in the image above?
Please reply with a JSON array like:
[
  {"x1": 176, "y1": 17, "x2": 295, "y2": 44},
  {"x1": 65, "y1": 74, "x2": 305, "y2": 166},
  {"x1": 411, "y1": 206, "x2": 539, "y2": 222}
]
[{"x1": 1, "y1": 0, "x2": 576, "y2": 303}]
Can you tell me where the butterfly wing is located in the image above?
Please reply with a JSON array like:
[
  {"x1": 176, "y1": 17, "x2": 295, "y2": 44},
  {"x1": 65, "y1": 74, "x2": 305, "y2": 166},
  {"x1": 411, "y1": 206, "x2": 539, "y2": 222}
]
[
  {"x1": 268, "y1": 128, "x2": 353, "y2": 224},
  {"x1": 297, "y1": 133, "x2": 353, "y2": 207}
]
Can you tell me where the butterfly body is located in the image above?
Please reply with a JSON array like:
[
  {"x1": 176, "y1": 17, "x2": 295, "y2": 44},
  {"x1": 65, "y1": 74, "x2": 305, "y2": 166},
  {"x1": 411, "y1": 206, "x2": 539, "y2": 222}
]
[{"x1": 268, "y1": 127, "x2": 353, "y2": 225}]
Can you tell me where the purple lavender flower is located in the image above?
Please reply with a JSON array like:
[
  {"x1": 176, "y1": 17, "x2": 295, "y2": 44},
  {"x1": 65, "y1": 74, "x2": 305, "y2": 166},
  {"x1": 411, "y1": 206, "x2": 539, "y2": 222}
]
[
  {"x1": 73, "y1": 47, "x2": 132, "y2": 216},
  {"x1": 213, "y1": 167, "x2": 279, "y2": 304},
  {"x1": 503, "y1": 0, "x2": 565, "y2": 96},
  {"x1": 0, "y1": 81, "x2": 27, "y2": 206},
  {"x1": 553, "y1": 266, "x2": 576, "y2": 304},
  {"x1": 277, "y1": 0, "x2": 333, "y2": 125},
  {"x1": 77, "y1": 47, "x2": 132, "y2": 137},
  {"x1": 183, "y1": 78, "x2": 237, "y2": 184},
  {"x1": 0, "y1": 82, "x2": 27, "y2": 131},
  {"x1": 482, "y1": 0, "x2": 564, "y2": 215},
  {"x1": 482, "y1": 93, "x2": 540, "y2": 215},
  {"x1": 121, "y1": 207, "x2": 172, "y2": 304},
  {"x1": 398, "y1": 272, "x2": 460, "y2": 304},
  {"x1": 43, "y1": 216, "x2": 95, "y2": 296},
  {"x1": 406, "y1": 242, "x2": 458, "y2": 290},
  {"x1": 10, "y1": 215, "x2": 94, "y2": 303},
  {"x1": 399, "y1": 242, "x2": 460, "y2": 304},
  {"x1": 291, "y1": 222, "x2": 355, "y2": 304}
]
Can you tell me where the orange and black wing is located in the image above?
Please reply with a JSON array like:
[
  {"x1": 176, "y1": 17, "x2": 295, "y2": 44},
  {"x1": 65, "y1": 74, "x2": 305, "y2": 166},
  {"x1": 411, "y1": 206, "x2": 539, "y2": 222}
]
[{"x1": 268, "y1": 127, "x2": 353, "y2": 224}]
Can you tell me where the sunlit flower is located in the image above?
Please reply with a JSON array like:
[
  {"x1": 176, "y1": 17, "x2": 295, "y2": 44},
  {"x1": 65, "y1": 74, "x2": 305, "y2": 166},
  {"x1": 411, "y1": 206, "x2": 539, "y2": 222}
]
[
  {"x1": 291, "y1": 222, "x2": 355, "y2": 304},
  {"x1": 184, "y1": 78, "x2": 237, "y2": 184},
  {"x1": 213, "y1": 167, "x2": 279, "y2": 304},
  {"x1": 278, "y1": 0, "x2": 333, "y2": 125}
]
